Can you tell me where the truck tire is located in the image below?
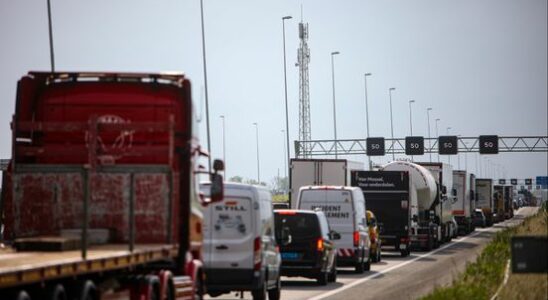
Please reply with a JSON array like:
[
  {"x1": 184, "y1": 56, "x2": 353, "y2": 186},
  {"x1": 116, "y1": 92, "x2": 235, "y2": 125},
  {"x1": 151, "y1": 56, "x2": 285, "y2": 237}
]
[
  {"x1": 15, "y1": 290, "x2": 31, "y2": 300},
  {"x1": 73, "y1": 280, "x2": 97, "y2": 300},
  {"x1": 267, "y1": 277, "x2": 281, "y2": 300},
  {"x1": 142, "y1": 275, "x2": 161, "y2": 300},
  {"x1": 47, "y1": 284, "x2": 67, "y2": 300}
]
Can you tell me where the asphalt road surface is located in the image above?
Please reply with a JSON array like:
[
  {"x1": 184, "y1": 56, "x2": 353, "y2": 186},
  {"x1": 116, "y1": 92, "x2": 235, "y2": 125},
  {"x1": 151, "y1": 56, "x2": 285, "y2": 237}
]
[{"x1": 205, "y1": 206, "x2": 539, "y2": 300}]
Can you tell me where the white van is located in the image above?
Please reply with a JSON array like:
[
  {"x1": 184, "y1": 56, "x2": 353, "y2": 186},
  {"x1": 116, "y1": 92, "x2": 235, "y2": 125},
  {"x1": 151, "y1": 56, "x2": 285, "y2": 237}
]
[
  {"x1": 200, "y1": 183, "x2": 281, "y2": 300},
  {"x1": 296, "y1": 186, "x2": 371, "y2": 273}
]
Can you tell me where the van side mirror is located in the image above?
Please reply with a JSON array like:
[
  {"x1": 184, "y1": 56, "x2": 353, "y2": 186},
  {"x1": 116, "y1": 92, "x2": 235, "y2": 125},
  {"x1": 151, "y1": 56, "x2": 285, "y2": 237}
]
[
  {"x1": 209, "y1": 173, "x2": 224, "y2": 203},
  {"x1": 452, "y1": 188, "x2": 457, "y2": 197},
  {"x1": 429, "y1": 210, "x2": 435, "y2": 220},
  {"x1": 329, "y1": 230, "x2": 341, "y2": 240}
]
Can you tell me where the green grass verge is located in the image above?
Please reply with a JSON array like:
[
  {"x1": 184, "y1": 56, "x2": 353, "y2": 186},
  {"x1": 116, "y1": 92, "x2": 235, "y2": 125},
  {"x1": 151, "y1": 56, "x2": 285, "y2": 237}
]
[{"x1": 421, "y1": 211, "x2": 544, "y2": 300}]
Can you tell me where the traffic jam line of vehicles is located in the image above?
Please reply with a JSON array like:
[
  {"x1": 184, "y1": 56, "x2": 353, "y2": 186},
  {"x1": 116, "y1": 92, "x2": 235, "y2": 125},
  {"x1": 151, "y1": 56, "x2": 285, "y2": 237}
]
[{"x1": 0, "y1": 73, "x2": 523, "y2": 300}]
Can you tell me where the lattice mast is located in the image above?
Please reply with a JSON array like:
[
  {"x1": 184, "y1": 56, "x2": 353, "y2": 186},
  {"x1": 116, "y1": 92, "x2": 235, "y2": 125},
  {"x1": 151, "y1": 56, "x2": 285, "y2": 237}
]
[{"x1": 296, "y1": 18, "x2": 311, "y2": 157}]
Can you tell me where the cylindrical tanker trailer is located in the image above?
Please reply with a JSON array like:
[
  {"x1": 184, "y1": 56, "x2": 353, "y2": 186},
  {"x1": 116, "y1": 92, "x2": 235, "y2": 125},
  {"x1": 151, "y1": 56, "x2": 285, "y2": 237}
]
[{"x1": 382, "y1": 161, "x2": 442, "y2": 250}]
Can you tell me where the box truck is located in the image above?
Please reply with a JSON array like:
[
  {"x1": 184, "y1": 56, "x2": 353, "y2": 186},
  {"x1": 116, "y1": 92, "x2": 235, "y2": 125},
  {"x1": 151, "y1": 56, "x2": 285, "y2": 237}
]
[
  {"x1": 351, "y1": 170, "x2": 418, "y2": 255},
  {"x1": 452, "y1": 171, "x2": 475, "y2": 235},
  {"x1": 476, "y1": 178, "x2": 494, "y2": 226},
  {"x1": 289, "y1": 159, "x2": 364, "y2": 208}
]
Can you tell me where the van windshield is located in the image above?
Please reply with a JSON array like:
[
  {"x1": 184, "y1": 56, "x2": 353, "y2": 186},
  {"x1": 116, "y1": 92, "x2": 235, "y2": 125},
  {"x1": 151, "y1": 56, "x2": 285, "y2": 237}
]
[{"x1": 274, "y1": 213, "x2": 320, "y2": 241}]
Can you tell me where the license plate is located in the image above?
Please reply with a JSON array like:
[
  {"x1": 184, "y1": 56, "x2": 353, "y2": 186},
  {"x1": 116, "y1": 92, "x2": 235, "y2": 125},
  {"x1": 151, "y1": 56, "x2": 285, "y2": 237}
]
[
  {"x1": 400, "y1": 244, "x2": 407, "y2": 250},
  {"x1": 281, "y1": 252, "x2": 300, "y2": 260}
]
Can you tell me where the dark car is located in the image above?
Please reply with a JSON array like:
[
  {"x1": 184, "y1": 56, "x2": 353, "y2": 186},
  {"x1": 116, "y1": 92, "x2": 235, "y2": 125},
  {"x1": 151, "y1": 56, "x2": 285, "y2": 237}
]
[{"x1": 274, "y1": 209, "x2": 340, "y2": 285}]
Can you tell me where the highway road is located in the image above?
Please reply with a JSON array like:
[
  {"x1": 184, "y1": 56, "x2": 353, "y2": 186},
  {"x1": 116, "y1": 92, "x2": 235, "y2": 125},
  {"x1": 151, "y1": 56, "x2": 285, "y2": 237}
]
[{"x1": 205, "y1": 206, "x2": 539, "y2": 300}]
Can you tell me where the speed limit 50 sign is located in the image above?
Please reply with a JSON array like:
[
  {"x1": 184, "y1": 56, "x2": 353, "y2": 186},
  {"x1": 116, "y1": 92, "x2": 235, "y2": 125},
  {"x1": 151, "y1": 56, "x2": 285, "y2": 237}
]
[
  {"x1": 438, "y1": 136, "x2": 458, "y2": 155},
  {"x1": 367, "y1": 137, "x2": 385, "y2": 156},
  {"x1": 479, "y1": 135, "x2": 499, "y2": 154},
  {"x1": 405, "y1": 136, "x2": 424, "y2": 155}
]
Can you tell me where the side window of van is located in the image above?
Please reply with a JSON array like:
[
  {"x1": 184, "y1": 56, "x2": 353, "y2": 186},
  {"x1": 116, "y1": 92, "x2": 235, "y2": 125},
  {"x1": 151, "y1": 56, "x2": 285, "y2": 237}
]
[{"x1": 318, "y1": 214, "x2": 330, "y2": 240}]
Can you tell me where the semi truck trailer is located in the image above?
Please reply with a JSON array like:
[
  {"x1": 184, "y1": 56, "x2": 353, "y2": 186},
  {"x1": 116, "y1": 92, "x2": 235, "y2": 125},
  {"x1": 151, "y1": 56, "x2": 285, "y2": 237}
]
[
  {"x1": 0, "y1": 72, "x2": 224, "y2": 300},
  {"x1": 476, "y1": 178, "x2": 494, "y2": 226},
  {"x1": 289, "y1": 159, "x2": 364, "y2": 208},
  {"x1": 380, "y1": 161, "x2": 441, "y2": 251},
  {"x1": 417, "y1": 162, "x2": 456, "y2": 242},
  {"x1": 452, "y1": 170, "x2": 475, "y2": 235}
]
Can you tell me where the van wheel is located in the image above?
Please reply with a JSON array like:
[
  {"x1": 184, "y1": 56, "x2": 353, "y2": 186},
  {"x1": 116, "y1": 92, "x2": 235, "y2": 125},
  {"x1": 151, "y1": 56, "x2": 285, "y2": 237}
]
[
  {"x1": 327, "y1": 263, "x2": 337, "y2": 283},
  {"x1": 355, "y1": 258, "x2": 364, "y2": 274},
  {"x1": 267, "y1": 278, "x2": 281, "y2": 300},
  {"x1": 251, "y1": 284, "x2": 267, "y2": 300},
  {"x1": 317, "y1": 271, "x2": 328, "y2": 286},
  {"x1": 364, "y1": 258, "x2": 371, "y2": 271}
]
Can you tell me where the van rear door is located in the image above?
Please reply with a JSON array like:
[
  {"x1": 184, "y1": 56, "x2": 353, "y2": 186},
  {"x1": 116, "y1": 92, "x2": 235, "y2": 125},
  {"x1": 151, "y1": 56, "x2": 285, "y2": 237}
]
[
  {"x1": 298, "y1": 189, "x2": 355, "y2": 253},
  {"x1": 204, "y1": 196, "x2": 254, "y2": 273}
]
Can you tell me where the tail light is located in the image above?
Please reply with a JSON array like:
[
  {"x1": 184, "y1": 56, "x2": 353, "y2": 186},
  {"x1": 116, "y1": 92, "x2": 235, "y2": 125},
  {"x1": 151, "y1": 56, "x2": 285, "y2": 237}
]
[
  {"x1": 400, "y1": 237, "x2": 409, "y2": 244},
  {"x1": 316, "y1": 238, "x2": 324, "y2": 252},
  {"x1": 253, "y1": 237, "x2": 262, "y2": 271},
  {"x1": 353, "y1": 231, "x2": 360, "y2": 247}
]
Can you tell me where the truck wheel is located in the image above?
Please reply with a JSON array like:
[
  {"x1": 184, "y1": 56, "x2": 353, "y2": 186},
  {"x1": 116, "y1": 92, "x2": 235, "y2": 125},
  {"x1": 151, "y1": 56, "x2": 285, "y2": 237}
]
[
  {"x1": 426, "y1": 237, "x2": 433, "y2": 251},
  {"x1": 15, "y1": 290, "x2": 31, "y2": 300},
  {"x1": 267, "y1": 277, "x2": 281, "y2": 300},
  {"x1": 73, "y1": 280, "x2": 97, "y2": 300},
  {"x1": 141, "y1": 275, "x2": 161, "y2": 300},
  {"x1": 47, "y1": 284, "x2": 67, "y2": 300},
  {"x1": 251, "y1": 284, "x2": 267, "y2": 300}
]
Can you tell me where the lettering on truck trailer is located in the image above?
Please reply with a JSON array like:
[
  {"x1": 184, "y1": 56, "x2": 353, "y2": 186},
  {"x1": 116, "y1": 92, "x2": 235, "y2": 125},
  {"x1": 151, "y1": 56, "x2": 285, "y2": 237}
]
[{"x1": 310, "y1": 205, "x2": 350, "y2": 219}]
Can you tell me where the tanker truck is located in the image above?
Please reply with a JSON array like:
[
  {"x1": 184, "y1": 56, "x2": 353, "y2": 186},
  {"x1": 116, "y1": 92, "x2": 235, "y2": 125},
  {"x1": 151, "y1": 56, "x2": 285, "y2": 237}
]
[
  {"x1": 381, "y1": 161, "x2": 441, "y2": 251},
  {"x1": 417, "y1": 162, "x2": 456, "y2": 243}
]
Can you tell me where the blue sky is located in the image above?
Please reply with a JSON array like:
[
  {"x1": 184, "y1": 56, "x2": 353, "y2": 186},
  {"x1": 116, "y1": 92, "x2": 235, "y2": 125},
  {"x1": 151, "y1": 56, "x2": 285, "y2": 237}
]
[{"x1": 1, "y1": 0, "x2": 546, "y2": 183}]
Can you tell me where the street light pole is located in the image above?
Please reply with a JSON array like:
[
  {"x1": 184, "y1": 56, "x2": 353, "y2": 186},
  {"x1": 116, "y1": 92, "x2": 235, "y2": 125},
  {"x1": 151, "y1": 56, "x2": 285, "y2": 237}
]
[
  {"x1": 331, "y1": 51, "x2": 340, "y2": 158},
  {"x1": 253, "y1": 123, "x2": 260, "y2": 183},
  {"x1": 409, "y1": 100, "x2": 415, "y2": 136},
  {"x1": 281, "y1": 129, "x2": 288, "y2": 194},
  {"x1": 389, "y1": 87, "x2": 396, "y2": 161},
  {"x1": 427, "y1": 108, "x2": 432, "y2": 162},
  {"x1": 220, "y1": 115, "x2": 226, "y2": 176},
  {"x1": 47, "y1": 0, "x2": 55, "y2": 72},
  {"x1": 282, "y1": 15, "x2": 292, "y2": 178},
  {"x1": 435, "y1": 118, "x2": 440, "y2": 162},
  {"x1": 364, "y1": 73, "x2": 372, "y2": 169},
  {"x1": 199, "y1": 0, "x2": 212, "y2": 172}
]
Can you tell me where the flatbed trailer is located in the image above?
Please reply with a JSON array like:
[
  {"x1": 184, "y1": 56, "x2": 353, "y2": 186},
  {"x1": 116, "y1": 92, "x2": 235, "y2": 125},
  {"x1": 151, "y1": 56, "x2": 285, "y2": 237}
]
[{"x1": 0, "y1": 72, "x2": 223, "y2": 300}]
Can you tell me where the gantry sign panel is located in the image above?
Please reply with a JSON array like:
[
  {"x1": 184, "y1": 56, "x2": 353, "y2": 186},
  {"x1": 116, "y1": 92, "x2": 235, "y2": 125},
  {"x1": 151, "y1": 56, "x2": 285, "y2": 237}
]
[
  {"x1": 366, "y1": 137, "x2": 385, "y2": 156},
  {"x1": 405, "y1": 136, "x2": 424, "y2": 155},
  {"x1": 438, "y1": 136, "x2": 458, "y2": 155},
  {"x1": 294, "y1": 136, "x2": 548, "y2": 158},
  {"x1": 479, "y1": 135, "x2": 499, "y2": 154}
]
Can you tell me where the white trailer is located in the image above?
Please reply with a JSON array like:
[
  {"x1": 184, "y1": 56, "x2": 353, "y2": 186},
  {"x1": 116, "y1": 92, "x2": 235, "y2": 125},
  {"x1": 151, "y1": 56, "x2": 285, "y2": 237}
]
[
  {"x1": 476, "y1": 178, "x2": 494, "y2": 226},
  {"x1": 289, "y1": 159, "x2": 365, "y2": 208},
  {"x1": 452, "y1": 170, "x2": 475, "y2": 234}
]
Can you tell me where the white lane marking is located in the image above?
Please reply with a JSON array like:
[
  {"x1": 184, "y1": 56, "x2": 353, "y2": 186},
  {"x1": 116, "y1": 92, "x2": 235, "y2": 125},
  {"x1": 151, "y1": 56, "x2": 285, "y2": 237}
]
[
  {"x1": 307, "y1": 229, "x2": 487, "y2": 300},
  {"x1": 308, "y1": 212, "x2": 533, "y2": 300}
]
